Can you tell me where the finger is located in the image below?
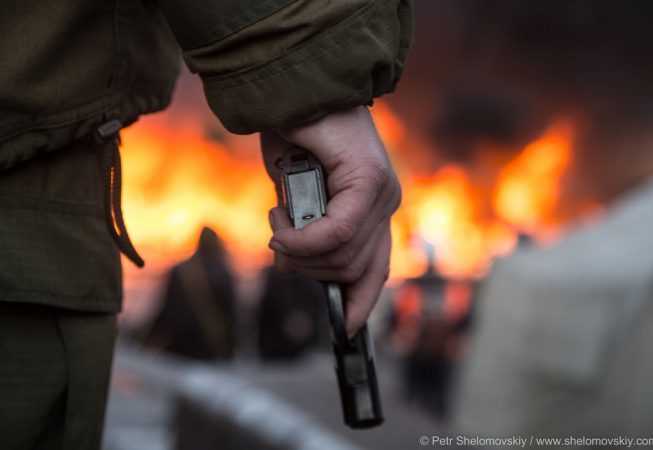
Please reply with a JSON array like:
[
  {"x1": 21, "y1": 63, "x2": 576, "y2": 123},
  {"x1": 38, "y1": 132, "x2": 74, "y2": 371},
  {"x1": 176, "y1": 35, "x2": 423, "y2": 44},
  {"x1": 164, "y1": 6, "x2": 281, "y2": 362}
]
[
  {"x1": 344, "y1": 227, "x2": 392, "y2": 336},
  {"x1": 283, "y1": 222, "x2": 386, "y2": 282},
  {"x1": 279, "y1": 177, "x2": 397, "y2": 268},
  {"x1": 270, "y1": 180, "x2": 382, "y2": 256},
  {"x1": 268, "y1": 206, "x2": 295, "y2": 274},
  {"x1": 268, "y1": 206, "x2": 299, "y2": 255},
  {"x1": 268, "y1": 206, "x2": 293, "y2": 233}
]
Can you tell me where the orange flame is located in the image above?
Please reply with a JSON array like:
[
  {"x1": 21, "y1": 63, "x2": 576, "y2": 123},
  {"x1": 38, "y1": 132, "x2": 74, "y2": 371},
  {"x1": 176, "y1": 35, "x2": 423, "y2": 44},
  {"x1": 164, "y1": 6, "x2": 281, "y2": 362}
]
[
  {"x1": 120, "y1": 103, "x2": 574, "y2": 282},
  {"x1": 389, "y1": 119, "x2": 574, "y2": 279},
  {"x1": 493, "y1": 122, "x2": 573, "y2": 233},
  {"x1": 120, "y1": 118, "x2": 275, "y2": 274},
  {"x1": 392, "y1": 166, "x2": 516, "y2": 279}
]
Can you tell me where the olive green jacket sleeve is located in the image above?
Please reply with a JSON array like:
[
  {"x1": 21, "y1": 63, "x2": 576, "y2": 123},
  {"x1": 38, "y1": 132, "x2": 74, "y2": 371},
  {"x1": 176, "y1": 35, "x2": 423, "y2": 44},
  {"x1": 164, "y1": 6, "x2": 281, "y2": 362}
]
[{"x1": 156, "y1": 0, "x2": 414, "y2": 134}]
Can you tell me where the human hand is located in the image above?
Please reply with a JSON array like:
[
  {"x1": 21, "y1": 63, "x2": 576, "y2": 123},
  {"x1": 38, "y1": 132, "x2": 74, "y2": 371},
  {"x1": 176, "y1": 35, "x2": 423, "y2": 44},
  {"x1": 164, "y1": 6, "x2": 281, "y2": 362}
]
[{"x1": 260, "y1": 106, "x2": 401, "y2": 336}]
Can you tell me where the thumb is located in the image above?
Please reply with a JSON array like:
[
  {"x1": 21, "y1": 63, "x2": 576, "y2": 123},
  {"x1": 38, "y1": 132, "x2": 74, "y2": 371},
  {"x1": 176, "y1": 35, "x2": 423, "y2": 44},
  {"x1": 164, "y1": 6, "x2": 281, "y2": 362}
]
[
  {"x1": 268, "y1": 205, "x2": 295, "y2": 255},
  {"x1": 268, "y1": 206, "x2": 295, "y2": 274},
  {"x1": 268, "y1": 206, "x2": 294, "y2": 239}
]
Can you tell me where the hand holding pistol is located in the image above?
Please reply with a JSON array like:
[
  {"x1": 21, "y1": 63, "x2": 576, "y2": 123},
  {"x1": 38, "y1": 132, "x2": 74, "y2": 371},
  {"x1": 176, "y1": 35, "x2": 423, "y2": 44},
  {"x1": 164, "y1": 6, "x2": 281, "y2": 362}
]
[{"x1": 277, "y1": 148, "x2": 384, "y2": 429}]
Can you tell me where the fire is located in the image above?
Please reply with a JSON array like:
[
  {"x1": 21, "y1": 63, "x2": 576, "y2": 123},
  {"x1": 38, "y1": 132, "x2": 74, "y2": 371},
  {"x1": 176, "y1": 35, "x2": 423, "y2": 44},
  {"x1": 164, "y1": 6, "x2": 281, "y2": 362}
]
[
  {"x1": 392, "y1": 166, "x2": 516, "y2": 279},
  {"x1": 389, "y1": 119, "x2": 574, "y2": 279},
  {"x1": 493, "y1": 122, "x2": 573, "y2": 233},
  {"x1": 120, "y1": 117, "x2": 276, "y2": 274},
  {"x1": 119, "y1": 101, "x2": 574, "y2": 282}
]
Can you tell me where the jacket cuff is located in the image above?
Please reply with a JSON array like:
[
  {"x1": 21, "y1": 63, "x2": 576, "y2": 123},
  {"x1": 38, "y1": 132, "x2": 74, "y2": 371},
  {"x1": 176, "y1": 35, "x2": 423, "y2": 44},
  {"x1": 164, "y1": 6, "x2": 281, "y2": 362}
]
[{"x1": 201, "y1": 0, "x2": 414, "y2": 134}]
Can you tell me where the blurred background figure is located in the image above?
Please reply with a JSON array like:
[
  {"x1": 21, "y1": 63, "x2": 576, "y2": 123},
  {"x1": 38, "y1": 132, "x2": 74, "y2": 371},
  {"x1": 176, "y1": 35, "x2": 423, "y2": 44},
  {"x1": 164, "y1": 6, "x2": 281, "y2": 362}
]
[
  {"x1": 444, "y1": 0, "x2": 653, "y2": 439},
  {"x1": 390, "y1": 243, "x2": 471, "y2": 419},
  {"x1": 143, "y1": 227, "x2": 236, "y2": 360},
  {"x1": 256, "y1": 267, "x2": 328, "y2": 360}
]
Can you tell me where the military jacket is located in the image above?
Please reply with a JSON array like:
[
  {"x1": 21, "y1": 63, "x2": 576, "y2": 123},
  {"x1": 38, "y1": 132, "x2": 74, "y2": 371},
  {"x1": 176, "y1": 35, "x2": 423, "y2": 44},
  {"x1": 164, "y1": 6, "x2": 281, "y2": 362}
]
[{"x1": 0, "y1": 0, "x2": 413, "y2": 312}]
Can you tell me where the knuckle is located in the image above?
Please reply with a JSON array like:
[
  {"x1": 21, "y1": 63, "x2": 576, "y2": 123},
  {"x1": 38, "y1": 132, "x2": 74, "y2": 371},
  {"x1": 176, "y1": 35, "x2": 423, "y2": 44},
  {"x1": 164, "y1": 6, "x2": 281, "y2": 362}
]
[
  {"x1": 340, "y1": 263, "x2": 365, "y2": 283},
  {"x1": 365, "y1": 160, "x2": 391, "y2": 191},
  {"x1": 327, "y1": 249, "x2": 354, "y2": 268},
  {"x1": 383, "y1": 265, "x2": 391, "y2": 282},
  {"x1": 391, "y1": 182, "x2": 402, "y2": 211},
  {"x1": 331, "y1": 219, "x2": 357, "y2": 246},
  {"x1": 289, "y1": 237, "x2": 311, "y2": 257},
  {"x1": 347, "y1": 308, "x2": 367, "y2": 333},
  {"x1": 351, "y1": 159, "x2": 387, "y2": 190}
]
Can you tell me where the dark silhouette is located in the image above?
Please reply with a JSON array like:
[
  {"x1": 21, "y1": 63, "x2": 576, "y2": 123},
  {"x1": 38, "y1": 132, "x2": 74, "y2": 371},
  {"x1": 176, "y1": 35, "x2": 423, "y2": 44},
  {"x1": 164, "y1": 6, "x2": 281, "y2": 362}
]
[
  {"x1": 256, "y1": 267, "x2": 328, "y2": 360},
  {"x1": 390, "y1": 250, "x2": 471, "y2": 418},
  {"x1": 144, "y1": 227, "x2": 236, "y2": 360}
]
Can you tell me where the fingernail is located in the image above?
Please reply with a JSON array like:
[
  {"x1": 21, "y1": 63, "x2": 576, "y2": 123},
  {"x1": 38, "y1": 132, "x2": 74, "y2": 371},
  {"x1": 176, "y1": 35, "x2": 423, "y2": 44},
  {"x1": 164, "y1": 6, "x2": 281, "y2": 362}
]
[
  {"x1": 268, "y1": 239, "x2": 287, "y2": 254},
  {"x1": 269, "y1": 211, "x2": 276, "y2": 231}
]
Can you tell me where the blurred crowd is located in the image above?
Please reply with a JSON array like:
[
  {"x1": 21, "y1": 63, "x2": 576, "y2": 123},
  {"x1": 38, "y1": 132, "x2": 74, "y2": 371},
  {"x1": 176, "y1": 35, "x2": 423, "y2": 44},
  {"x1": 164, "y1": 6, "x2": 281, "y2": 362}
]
[
  {"x1": 140, "y1": 227, "x2": 329, "y2": 362},
  {"x1": 135, "y1": 226, "x2": 475, "y2": 423},
  {"x1": 134, "y1": 0, "x2": 653, "y2": 441}
]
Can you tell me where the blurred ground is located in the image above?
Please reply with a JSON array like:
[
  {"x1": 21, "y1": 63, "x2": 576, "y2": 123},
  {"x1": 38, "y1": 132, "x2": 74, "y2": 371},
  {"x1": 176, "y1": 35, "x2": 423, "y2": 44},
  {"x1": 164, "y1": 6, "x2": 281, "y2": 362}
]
[{"x1": 102, "y1": 343, "x2": 451, "y2": 450}]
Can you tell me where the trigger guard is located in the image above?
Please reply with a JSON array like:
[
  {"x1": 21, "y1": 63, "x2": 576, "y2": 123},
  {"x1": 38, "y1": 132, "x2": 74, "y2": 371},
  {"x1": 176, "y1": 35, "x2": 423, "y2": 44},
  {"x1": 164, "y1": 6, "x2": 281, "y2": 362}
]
[{"x1": 325, "y1": 283, "x2": 352, "y2": 349}]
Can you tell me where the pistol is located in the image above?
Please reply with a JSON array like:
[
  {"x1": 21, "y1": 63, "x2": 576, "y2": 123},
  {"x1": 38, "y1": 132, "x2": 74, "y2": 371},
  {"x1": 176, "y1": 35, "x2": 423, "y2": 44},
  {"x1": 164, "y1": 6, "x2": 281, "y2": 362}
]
[{"x1": 277, "y1": 148, "x2": 384, "y2": 429}]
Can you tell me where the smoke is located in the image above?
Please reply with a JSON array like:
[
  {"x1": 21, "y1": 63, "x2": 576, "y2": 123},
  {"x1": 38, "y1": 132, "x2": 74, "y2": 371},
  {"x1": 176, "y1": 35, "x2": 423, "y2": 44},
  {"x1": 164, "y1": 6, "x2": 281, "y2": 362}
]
[{"x1": 394, "y1": 0, "x2": 653, "y2": 165}]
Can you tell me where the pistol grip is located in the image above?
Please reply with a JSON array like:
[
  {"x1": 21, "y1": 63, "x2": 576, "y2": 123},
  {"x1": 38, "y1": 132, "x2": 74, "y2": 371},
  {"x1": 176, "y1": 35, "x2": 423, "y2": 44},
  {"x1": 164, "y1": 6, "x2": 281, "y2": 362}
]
[
  {"x1": 280, "y1": 147, "x2": 384, "y2": 429},
  {"x1": 325, "y1": 282, "x2": 351, "y2": 349}
]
